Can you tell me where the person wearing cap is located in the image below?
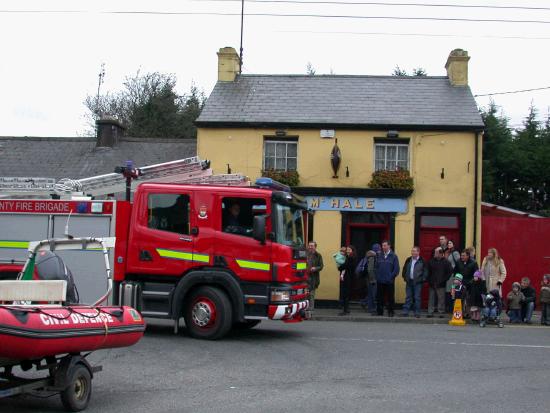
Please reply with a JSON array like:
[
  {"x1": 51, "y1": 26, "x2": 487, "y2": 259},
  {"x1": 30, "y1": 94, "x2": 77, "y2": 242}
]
[
  {"x1": 451, "y1": 274, "x2": 466, "y2": 316},
  {"x1": 469, "y1": 271, "x2": 487, "y2": 322},
  {"x1": 451, "y1": 274, "x2": 465, "y2": 299}
]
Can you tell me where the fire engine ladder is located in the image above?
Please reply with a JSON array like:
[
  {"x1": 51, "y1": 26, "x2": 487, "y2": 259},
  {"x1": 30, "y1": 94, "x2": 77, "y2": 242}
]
[{"x1": 0, "y1": 156, "x2": 249, "y2": 198}]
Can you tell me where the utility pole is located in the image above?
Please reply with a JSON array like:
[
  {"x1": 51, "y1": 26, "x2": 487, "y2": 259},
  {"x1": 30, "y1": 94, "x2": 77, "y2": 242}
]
[
  {"x1": 95, "y1": 63, "x2": 106, "y2": 138},
  {"x1": 96, "y1": 63, "x2": 105, "y2": 118},
  {"x1": 239, "y1": 0, "x2": 244, "y2": 74}
]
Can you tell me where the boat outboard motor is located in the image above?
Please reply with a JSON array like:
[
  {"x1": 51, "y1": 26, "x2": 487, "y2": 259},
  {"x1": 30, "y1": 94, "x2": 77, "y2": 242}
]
[{"x1": 35, "y1": 251, "x2": 79, "y2": 304}]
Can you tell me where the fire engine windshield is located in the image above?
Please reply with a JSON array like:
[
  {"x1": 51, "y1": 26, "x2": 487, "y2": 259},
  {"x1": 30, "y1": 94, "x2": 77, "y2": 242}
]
[{"x1": 273, "y1": 203, "x2": 305, "y2": 247}]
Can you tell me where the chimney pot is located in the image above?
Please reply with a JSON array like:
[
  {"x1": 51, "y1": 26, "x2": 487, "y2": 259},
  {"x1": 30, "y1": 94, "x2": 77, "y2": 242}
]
[
  {"x1": 96, "y1": 116, "x2": 125, "y2": 148},
  {"x1": 445, "y1": 48, "x2": 470, "y2": 87},
  {"x1": 217, "y1": 47, "x2": 240, "y2": 82}
]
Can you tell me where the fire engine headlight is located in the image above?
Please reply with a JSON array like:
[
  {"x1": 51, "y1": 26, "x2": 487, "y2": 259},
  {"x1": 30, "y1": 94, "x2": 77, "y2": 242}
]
[{"x1": 271, "y1": 289, "x2": 291, "y2": 302}]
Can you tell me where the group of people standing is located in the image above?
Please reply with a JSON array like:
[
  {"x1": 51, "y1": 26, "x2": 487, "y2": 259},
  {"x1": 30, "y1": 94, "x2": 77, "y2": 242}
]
[
  {"x1": 391, "y1": 236, "x2": 516, "y2": 320},
  {"x1": 305, "y1": 235, "x2": 550, "y2": 324},
  {"x1": 331, "y1": 241, "x2": 400, "y2": 316}
]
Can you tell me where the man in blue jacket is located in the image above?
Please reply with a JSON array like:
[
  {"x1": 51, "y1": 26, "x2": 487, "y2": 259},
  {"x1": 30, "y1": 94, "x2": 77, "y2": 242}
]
[{"x1": 376, "y1": 240, "x2": 400, "y2": 317}]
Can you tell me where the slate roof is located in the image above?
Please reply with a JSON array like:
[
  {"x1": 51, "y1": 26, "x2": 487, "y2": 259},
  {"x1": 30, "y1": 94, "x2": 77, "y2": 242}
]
[
  {"x1": 196, "y1": 75, "x2": 484, "y2": 130},
  {"x1": 0, "y1": 136, "x2": 196, "y2": 180}
]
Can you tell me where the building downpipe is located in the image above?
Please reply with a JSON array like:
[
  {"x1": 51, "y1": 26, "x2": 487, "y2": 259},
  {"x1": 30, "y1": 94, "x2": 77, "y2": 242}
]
[{"x1": 473, "y1": 131, "x2": 480, "y2": 252}]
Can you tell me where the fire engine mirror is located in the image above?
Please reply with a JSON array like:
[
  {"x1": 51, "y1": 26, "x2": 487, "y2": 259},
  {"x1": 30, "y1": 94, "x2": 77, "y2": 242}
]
[{"x1": 253, "y1": 215, "x2": 266, "y2": 244}]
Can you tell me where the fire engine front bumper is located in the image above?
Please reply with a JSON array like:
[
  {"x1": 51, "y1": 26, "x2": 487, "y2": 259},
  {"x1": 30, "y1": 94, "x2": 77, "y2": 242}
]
[{"x1": 268, "y1": 300, "x2": 310, "y2": 321}]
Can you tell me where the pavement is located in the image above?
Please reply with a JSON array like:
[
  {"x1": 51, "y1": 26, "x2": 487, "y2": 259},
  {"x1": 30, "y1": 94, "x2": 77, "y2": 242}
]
[
  {"x1": 3, "y1": 318, "x2": 550, "y2": 413},
  {"x1": 311, "y1": 305, "x2": 546, "y2": 325}
]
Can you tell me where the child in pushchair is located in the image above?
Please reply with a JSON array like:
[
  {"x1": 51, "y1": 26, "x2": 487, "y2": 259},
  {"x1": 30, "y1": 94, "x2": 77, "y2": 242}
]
[{"x1": 480, "y1": 288, "x2": 504, "y2": 328}]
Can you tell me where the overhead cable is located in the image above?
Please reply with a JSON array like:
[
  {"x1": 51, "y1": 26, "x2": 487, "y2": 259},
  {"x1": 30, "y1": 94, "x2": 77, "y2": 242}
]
[
  {"x1": 475, "y1": 86, "x2": 550, "y2": 97},
  {"x1": 277, "y1": 29, "x2": 550, "y2": 41},
  {"x1": 2, "y1": 9, "x2": 550, "y2": 24},
  {"x1": 202, "y1": 0, "x2": 550, "y2": 12}
]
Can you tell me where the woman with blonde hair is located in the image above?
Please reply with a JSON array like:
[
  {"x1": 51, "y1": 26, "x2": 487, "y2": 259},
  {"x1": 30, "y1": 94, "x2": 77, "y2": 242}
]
[{"x1": 481, "y1": 248, "x2": 507, "y2": 292}]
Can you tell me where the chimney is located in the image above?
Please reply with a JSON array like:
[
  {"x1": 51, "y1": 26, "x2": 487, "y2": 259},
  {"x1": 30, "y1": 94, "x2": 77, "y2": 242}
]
[
  {"x1": 96, "y1": 116, "x2": 125, "y2": 148},
  {"x1": 445, "y1": 49, "x2": 470, "y2": 86},
  {"x1": 217, "y1": 47, "x2": 240, "y2": 82}
]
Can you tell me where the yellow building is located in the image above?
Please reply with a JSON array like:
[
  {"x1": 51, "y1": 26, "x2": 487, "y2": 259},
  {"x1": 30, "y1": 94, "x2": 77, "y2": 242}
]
[{"x1": 196, "y1": 47, "x2": 484, "y2": 304}]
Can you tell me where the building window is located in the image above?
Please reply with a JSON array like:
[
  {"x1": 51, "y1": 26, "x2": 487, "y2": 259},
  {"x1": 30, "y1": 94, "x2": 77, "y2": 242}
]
[
  {"x1": 420, "y1": 215, "x2": 459, "y2": 228},
  {"x1": 263, "y1": 140, "x2": 297, "y2": 171},
  {"x1": 374, "y1": 143, "x2": 409, "y2": 171},
  {"x1": 222, "y1": 197, "x2": 267, "y2": 237},
  {"x1": 147, "y1": 194, "x2": 190, "y2": 235}
]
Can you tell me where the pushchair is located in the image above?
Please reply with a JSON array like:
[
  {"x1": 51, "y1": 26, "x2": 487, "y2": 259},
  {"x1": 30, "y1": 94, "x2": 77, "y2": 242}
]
[{"x1": 479, "y1": 289, "x2": 504, "y2": 328}]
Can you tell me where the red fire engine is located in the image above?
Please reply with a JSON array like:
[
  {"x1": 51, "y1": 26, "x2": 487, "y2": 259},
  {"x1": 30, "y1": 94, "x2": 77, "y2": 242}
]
[{"x1": 0, "y1": 176, "x2": 310, "y2": 339}]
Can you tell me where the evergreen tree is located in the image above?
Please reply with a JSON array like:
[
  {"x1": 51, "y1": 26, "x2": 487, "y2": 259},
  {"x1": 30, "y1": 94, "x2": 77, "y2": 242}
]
[
  {"x1": 392, "y1": 65, "x2": 407, "y2": 76},
  {"x1": 412, "y1": 67, "x2": 427, "y2": 77},
  {"x1": 392, "y1": 66, "x2": 427, "y2": 76},
  {"x1": 306, "y1": 62, "x2": 316, "y2": 76},
  {"x1": 482, "y1": 102, "x2": 550, "y2": 216},
  {"x1": 481, "y1": 101, "x2": 513, "y2": 205}
]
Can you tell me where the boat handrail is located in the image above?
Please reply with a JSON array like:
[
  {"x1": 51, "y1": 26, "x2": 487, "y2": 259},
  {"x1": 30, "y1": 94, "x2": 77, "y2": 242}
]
[{"x1": 17, "y1": 237, "x2": 115, "y2": 306}]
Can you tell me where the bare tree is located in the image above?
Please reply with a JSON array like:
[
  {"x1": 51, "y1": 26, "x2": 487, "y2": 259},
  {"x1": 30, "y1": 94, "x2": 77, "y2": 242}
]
[{"x1": 84, "y1": 71, "x2": 205, "y2": 139}]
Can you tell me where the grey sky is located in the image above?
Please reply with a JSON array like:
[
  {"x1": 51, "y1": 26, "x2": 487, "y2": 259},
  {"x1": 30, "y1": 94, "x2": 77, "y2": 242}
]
[{"x1": 1, "y1": 0, "x2": 549, "y2": 137}]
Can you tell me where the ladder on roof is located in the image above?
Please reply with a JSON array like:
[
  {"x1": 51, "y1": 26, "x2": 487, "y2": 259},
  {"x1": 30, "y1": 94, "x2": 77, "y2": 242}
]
[{"x1": 0, "y1": 157, "x2": 249, "y2": 199}]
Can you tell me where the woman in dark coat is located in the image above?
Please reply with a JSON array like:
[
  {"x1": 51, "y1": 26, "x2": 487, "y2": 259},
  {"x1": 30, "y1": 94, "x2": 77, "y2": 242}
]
[{"x1": 338, "y1": 245, "x2": 357, "y2": 315}]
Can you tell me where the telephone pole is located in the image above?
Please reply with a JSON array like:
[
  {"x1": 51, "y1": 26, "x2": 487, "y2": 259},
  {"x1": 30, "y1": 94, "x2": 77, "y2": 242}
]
[
  {"x1": 239, "y1": 0, "x2": 244, "y2": 74},
  {"x1": 96, "y1": 63, "x2": 105, "y2": 118}
]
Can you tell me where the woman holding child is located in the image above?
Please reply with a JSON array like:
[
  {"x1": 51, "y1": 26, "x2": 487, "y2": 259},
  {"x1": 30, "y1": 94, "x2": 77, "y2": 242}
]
[{"x1": 338, "y1": 246, "x2": 357, "y2": 316}]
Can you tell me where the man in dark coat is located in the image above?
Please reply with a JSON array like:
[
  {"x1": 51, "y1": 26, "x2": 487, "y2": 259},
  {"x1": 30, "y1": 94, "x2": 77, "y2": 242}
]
[
  {"x1": 376, "y1": 240, "x2": 400, "y2": 317},
  {"x1": 306, "y1": 241, "x2": 324, "y2": 312},
  {"x1": 427, "y1": 247, "x2": 453, "y2": 318},
  {"x1": 401, "y1": 246, "x2": 428, "y2": 318},
  {"x1": 520, "y1": 277, "x2": 536, "y2": 324},
  {"x1": 455, "y1": 249, "x2": 479, "y2": 288}
]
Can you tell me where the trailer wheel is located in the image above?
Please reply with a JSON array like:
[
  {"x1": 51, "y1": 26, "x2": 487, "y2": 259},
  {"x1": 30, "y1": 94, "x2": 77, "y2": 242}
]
[
  {"x1": 60, "y1": 364, "x2": 92, "y2": 412},
  {"x1": 234, "y1": 320, "x2": 261, "y2": 330},
  {"x1": 184, "y1": 286, "x2": 233, "y2": 340}
]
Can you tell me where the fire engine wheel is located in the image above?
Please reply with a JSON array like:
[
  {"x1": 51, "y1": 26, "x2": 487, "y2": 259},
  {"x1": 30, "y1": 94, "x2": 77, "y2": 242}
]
[
  {"x1": 233, "y1": 320, "x2": 261, "y2": 330},
  {"x1": 185, "y1": 286, "x2": 233, "y2": 340},
  {"x1": 60, "y1": 364, "x2": 92, "y2": 412}
]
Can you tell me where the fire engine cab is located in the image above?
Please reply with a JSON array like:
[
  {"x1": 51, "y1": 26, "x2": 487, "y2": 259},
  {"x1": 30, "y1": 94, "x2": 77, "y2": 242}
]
[
  {"x1": 0, "y1": 176, "x2": 310, "y2": 339},
  {"x1": 116, "y1": 178, "x2": 310, "y2": 338}
]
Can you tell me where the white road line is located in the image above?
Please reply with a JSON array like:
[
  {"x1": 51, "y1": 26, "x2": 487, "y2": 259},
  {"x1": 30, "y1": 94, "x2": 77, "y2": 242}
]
[{"x1": 309, "y1": 337, "x2": 550, "y2": 349}]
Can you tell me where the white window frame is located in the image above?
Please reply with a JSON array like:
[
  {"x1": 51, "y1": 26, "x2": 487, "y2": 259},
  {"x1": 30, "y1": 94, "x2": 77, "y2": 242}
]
[
  {"x1": 374, "y1": 143, "x2": 409, "y2": 171},
  {"x1": 263, "y1": 140, "x2": 298, "y2": 172}
]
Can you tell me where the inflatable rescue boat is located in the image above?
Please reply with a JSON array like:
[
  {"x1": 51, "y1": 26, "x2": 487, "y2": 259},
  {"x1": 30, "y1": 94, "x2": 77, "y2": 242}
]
[
  {"x1": 0, "y1": 237, "x2": 145, "y2": 412},
  {"x1": 0, "y1": 304, "x2": 144, "y2": 361}
]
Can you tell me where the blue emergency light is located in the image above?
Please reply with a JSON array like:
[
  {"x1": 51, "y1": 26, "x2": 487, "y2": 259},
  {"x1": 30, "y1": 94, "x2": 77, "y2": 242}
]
[{"x1": 255, "y1": 177, "x2": 291, "y2": 193}]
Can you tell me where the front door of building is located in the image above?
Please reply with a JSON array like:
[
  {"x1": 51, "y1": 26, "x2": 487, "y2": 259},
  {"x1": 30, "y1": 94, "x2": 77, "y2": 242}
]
[
  {"x1": 417, "y1": 213, "x2": 462, "y2": 308},
  {"x1": 347, "y1": 224, "x2": 388, "y2": 301}
]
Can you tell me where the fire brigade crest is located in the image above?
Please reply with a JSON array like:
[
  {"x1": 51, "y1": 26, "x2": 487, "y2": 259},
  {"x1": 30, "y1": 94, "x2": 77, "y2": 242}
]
[{"x1": 198, "y1": 206, "x2": 208, "y2": 219}]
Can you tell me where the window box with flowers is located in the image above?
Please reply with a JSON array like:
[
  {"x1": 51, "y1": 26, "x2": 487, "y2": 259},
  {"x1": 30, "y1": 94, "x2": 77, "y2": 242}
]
[
  {"x1": 261, "y1": 169, "x2": 300, "y2": 187},
  {"x1": 368, "y1": 169, "x2": 414, "y2": 190}
]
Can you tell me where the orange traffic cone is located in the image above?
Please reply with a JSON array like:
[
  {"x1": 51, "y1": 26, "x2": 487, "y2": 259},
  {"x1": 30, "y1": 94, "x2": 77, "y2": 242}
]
[{"x1": 449, "y1": 298, "x2": 466, "y2": 326}]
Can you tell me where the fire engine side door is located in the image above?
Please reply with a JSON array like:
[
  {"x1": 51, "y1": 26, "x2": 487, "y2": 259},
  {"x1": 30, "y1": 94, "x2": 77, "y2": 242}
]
[
  {"x1": 127, "y1": 189, "x2": 195, "y2": 276},
  {"x1": 213, "y1": 195, "x2": 272, "y2": 283}
]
